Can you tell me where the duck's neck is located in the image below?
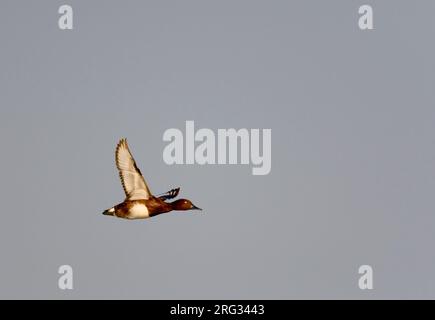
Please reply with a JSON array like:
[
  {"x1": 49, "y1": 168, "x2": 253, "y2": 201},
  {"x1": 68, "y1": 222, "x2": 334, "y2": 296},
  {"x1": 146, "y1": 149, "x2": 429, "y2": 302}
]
[{"x1": 149, "y1": 199, "x2": 173, "y2": 217}]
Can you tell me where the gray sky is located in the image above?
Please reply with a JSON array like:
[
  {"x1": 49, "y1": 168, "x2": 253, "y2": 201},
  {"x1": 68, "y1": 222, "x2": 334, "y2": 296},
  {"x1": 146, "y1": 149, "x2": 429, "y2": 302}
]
[{"x1": 0, "y1": 0, "x2": 435, "y2": 299}]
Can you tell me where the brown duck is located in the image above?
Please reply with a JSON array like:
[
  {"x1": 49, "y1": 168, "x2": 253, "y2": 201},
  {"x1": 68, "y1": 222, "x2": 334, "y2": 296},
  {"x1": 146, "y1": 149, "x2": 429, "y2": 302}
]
[{"x1": 103, "y1": 138, "x2": 202, "y2": 219}]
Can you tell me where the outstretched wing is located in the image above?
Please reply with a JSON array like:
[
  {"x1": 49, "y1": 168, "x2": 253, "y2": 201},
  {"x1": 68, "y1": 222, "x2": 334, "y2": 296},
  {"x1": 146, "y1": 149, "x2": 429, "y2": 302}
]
[
  {"x1": 157, "y1": 188, "x2": 180, "y2": 201},
  {"x1": 115, "y1": 138, "x2": 152, "y2": 200}
]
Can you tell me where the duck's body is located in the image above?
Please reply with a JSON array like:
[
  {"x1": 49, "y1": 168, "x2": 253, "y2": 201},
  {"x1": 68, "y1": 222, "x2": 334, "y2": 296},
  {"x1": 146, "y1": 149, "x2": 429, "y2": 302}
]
[
  {"x1": 104, "y1": 197, "x2": 171, "y2": 219},
  {"x1": 103, "y1": 139, "x2": 201, "y2": 220}
]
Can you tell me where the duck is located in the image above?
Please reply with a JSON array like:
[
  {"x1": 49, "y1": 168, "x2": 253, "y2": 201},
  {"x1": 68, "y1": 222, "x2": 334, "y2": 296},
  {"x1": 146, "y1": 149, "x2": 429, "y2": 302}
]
[{"x1": 103, "y1": 138, "x2": 202, "y2": 219}]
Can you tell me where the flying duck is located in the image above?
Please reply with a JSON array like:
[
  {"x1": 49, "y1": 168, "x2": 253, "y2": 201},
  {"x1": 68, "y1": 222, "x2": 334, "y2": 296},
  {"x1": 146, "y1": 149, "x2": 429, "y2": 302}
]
[{"x1": 103, "y1": 138, "x2": 202, "y2": 219}]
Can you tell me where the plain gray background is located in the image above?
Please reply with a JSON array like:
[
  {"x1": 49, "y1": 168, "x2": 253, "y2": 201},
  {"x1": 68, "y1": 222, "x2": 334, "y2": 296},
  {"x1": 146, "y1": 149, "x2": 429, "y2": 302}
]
[{"x1": 1, "y1": 0, "x2": 435, "y2": 299}]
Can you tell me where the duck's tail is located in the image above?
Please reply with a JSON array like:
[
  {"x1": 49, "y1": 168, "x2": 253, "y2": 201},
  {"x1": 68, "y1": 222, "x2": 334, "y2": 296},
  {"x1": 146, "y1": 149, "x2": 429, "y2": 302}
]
[{"x1": 102, "y1": 207, "x2": 115, "y2": 216}]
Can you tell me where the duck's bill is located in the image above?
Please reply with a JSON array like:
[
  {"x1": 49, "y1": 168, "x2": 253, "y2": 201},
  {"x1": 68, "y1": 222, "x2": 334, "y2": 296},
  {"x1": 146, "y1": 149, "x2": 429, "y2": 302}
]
[{"x1": 192, "y1": 205, "x2": 202, "y2": 211}]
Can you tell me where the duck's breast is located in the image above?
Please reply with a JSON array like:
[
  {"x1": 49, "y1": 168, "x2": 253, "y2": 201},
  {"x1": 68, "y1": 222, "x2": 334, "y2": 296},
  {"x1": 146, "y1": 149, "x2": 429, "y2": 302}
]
[{"x1": 127, "y1": 202, "x2": 150, "y2": 219}]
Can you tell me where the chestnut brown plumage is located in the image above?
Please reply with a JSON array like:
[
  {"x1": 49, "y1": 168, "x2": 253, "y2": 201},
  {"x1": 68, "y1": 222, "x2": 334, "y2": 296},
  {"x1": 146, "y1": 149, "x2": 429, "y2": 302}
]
[{"x1": 102, "y1": 138, "x2": 202, "y2": 220}]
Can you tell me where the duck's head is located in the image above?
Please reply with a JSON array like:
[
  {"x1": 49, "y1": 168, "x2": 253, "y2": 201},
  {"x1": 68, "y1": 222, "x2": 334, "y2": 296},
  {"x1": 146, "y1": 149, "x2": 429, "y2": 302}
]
[{"x1": 171, "y1": 199, "x2": 202, "y2": 211}]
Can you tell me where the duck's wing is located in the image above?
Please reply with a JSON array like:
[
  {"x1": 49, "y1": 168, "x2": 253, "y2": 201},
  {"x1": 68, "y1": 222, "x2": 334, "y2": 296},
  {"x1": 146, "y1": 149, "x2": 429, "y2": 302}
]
[
  {"x1": 115, "y1": 138, "x2": 152, "y2": 200},
  {"x1": 157, "y1": 187, "x2": 180, "y2": 201}
]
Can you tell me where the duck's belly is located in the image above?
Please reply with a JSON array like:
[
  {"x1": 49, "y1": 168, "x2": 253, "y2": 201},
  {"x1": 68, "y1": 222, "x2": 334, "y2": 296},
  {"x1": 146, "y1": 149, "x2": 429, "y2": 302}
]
[{"x1": 126, "y1": 203, "x2": 150, "y2": 219}]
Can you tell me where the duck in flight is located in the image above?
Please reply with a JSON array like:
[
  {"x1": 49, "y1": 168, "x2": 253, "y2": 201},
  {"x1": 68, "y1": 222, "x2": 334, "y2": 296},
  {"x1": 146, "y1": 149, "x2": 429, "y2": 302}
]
[{"x1": 103, "y1": 138, "x2": 202, "y2": 219}]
